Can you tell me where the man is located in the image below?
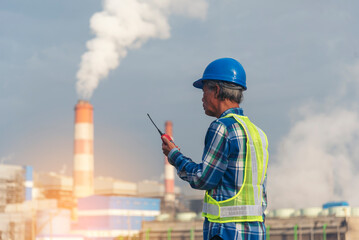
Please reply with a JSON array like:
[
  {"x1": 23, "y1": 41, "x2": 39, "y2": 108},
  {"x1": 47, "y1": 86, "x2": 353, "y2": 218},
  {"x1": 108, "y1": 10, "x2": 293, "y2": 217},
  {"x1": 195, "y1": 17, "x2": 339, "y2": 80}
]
[{"x1": 161, "y1": 58, "x2": 269, "y2": 240}]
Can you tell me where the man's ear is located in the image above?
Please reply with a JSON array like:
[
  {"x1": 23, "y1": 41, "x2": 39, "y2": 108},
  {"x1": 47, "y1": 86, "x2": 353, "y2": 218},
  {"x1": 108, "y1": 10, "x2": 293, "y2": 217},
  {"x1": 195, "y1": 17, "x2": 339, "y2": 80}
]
[{"x1": 214, "y1": 84, "x2": 220, "y2": 99}]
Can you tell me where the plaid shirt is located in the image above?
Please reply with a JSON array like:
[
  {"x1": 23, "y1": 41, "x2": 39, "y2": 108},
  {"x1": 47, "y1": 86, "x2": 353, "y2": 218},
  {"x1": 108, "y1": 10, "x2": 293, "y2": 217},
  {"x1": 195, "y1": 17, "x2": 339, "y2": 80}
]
[{"x1": 168, "y1": 108, "x2": 267, "y2": 240}]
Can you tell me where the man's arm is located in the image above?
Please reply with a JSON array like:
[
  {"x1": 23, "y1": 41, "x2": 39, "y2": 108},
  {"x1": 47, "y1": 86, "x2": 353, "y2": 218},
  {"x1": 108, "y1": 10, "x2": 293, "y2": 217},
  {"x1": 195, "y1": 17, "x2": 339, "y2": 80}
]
[{"x1": 161, "y1": 121, "x2": 229, "y2": 190}]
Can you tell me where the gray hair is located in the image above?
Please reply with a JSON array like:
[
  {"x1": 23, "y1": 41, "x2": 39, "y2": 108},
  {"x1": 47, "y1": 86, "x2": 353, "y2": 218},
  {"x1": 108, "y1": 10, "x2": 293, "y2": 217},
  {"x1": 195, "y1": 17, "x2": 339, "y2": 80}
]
[{"x1": 204, "y1": 80, "x2": 244, "y2": 104}]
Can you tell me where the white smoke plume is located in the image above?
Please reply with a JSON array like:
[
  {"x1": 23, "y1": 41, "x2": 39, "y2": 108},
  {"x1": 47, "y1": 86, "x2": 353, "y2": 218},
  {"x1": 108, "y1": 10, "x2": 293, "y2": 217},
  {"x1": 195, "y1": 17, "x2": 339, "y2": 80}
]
[
  {"x1": 268, "y1": 61, "x2": 359, "y2": 209},
  {"x1": 76, "y1": 0, "x2": 208, "y2": 99}
]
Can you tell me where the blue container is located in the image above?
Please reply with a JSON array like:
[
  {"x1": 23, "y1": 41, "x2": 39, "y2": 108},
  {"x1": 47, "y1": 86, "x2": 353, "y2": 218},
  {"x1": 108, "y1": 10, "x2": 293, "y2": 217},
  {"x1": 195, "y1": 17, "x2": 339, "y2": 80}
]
[
  {"x1": 75, "y1": 196, "x2": 160, "y2": 232},
  {"x1": 73, "y1": 215, "x2": 156, "y2": 231},
  {"x1": 110, "y1": 216, "x2": 155, "y2": 230},
  {"x1": 322, "y1": 201, "x2": 349, "y2": 209},
  {"x1": 78, "y1": 195, "x2": 111, "y2": 210},
  {"x1": 78, "y1": 196, "x2": 160, "y2": 211},
  {"x1": 73, "y1": 216, "x2": 111, "y2": 230}
]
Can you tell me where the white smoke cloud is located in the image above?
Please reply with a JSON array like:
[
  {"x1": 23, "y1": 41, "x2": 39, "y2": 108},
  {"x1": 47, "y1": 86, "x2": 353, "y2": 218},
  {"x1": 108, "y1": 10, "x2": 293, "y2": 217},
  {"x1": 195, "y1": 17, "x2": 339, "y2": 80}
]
[
  {"x1": 76, "y1": 0, "x2": 208, "y2": 99},
  {"x1": 269, "y1": 61, "x2": 359, "y2": 209}
]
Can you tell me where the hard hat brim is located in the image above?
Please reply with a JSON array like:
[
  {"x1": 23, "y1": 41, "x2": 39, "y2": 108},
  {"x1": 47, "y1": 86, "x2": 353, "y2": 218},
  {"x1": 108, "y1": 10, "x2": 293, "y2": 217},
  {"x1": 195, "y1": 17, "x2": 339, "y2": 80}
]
[
  {"x1": 193, "y1": 78, "x2": 247, "y2": 90},
  {"x1": 193, "y1": 78, "x2": 204, "y2": 89}
]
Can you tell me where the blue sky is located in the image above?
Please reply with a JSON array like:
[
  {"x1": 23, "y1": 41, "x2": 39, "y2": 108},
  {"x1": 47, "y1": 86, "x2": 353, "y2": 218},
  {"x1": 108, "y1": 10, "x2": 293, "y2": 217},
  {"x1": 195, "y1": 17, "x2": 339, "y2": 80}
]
[{"x1": 1, "y1": 0, "x2": 359, "y2": 207}]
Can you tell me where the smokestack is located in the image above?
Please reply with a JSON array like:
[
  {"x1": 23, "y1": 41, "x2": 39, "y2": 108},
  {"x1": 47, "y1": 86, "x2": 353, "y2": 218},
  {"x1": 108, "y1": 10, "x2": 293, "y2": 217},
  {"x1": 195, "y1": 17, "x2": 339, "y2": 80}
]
[
  {"x1": 164, "y1": 121, "x2": 175, "y2": 203},
  {"x1": 73, "y1": 100, "x2": 94, "y2": 198}
]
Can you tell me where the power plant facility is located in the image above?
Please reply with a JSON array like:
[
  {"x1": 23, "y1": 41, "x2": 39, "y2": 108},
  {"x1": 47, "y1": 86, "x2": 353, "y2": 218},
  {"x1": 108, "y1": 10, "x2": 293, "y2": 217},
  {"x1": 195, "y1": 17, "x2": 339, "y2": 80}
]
[
  {"x1": 5, "y1": 0, "x2": 359, "y2": 238},
  {"x1": 1, "y1": 100, "x2": 359, "y2": 240},
  {"x1": 73, "y1": 100, "x2": 94, "y2": 198}
]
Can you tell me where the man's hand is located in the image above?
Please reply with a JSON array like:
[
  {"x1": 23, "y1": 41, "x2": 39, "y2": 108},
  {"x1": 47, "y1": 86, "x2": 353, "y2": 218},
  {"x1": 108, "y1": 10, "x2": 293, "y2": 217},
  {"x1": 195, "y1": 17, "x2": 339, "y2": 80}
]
[{"x1": 161, "y1": 136, "x2": 177, "y2": 156}]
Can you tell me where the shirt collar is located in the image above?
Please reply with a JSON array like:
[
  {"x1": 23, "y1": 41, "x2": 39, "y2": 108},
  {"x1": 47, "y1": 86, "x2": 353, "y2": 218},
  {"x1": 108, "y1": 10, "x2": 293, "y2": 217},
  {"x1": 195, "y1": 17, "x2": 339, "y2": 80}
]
[{"x1": 219, "y1": 107, "x2": 244, "y2": 118}]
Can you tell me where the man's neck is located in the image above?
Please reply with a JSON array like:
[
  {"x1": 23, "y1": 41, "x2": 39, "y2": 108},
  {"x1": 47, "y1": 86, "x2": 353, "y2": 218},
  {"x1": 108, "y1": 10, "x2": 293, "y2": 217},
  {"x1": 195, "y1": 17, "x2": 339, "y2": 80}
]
[{"x1": 215, "y1": 100, "x2": 239, "y2": 118}]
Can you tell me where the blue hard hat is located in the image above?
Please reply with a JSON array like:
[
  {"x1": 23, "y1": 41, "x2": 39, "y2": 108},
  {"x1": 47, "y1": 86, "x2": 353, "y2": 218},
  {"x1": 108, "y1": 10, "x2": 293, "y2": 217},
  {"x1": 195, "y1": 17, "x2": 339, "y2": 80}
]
[{"x1": 193, "y1": 58, "x2": 247, "y2": 90}]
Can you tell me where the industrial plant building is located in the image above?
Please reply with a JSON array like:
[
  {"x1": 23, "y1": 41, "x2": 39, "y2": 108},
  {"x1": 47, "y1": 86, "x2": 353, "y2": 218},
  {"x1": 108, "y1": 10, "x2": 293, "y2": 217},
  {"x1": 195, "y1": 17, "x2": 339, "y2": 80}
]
[
  {"x1": 72, "y1": 196, "x2": 160, "y2": 238},
  {"x1": 140, "y1": 209, "x2": 359, "y2": 240},
  {"x1": 0, "y1": 100, "x2": 176, "y2": 239},
  {"x1": 138, "y1": 201, "x2": 359, "y2": 239},
  {"x1": 0, "y1": 164, "x2": 33, "y2": 210},
  {"x1": 2, "y1": 100, "x2": 359, "y2": 240},
  {"x1": 0, "y1": 163, "x2": 177, "y2": 239},
  {"x1": 2, "y1": 160, "x2": 359, "y2": 240}
]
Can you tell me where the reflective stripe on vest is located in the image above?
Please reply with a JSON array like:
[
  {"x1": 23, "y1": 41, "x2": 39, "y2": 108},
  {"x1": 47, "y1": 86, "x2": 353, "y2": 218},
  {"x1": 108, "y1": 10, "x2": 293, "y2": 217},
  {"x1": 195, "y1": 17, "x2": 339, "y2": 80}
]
[
  {"x1": 202, "y1": 114, "x2": 268, "y2": 223},
  {"x1": 202, "y1": 203, "x2": 263, "y2": 218}
]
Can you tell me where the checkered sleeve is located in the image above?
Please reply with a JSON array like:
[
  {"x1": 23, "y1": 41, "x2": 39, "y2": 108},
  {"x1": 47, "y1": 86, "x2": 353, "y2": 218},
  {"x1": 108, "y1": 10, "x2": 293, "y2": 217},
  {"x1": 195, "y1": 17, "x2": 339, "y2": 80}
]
[{"x1": 168, "y1": 121, "x2": 230, "y2": 190}]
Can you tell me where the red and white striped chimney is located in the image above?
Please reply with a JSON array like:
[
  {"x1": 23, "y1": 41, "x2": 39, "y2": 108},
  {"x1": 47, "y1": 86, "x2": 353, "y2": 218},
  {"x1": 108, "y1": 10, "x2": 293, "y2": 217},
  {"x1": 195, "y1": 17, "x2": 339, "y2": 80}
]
[
  {"x1": 73, "y1": 100, "x2": 94, "y2": 198},
  {"x1": 164, "y1": 121, "x2": 175, "y2": 202}
]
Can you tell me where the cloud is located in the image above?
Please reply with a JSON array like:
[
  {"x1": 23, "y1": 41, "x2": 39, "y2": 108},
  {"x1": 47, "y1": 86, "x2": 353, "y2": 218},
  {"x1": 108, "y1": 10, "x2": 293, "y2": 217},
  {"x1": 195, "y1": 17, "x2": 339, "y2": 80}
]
[
  {"x1": 268, "y1": 61, "x2": 359, "y2": 209},
  {"x1": 76, "y1": 0, "x2": 208, "y2": 100}
]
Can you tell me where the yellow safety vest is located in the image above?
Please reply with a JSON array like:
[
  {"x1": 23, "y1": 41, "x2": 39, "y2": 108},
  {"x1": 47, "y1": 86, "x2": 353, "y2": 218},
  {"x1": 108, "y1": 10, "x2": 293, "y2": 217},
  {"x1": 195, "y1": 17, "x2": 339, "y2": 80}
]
[{"x1": 202, "y1": 114, "x2": 269, "y2": 223}]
